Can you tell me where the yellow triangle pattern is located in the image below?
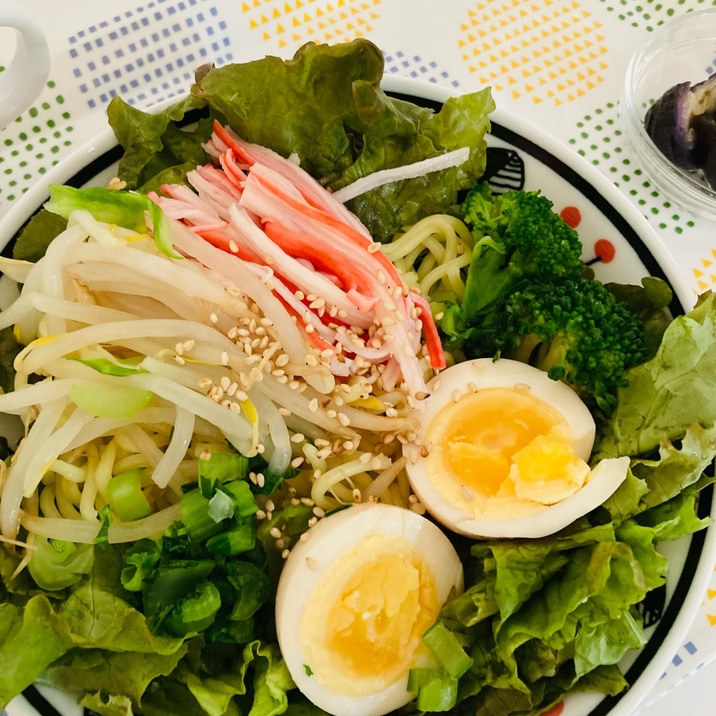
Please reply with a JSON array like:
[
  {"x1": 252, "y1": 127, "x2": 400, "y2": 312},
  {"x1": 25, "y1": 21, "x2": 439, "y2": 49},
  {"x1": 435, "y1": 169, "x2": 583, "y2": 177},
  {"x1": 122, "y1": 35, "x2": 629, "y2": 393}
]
[
  {"x1": 240, "y1": 0, "x2": 381, "y2": 48},
  {"x1": 692, "y1": 252, "x2": 716, "y2": 294},
  {"x1": 461, "y1": 0, "x2": 608, "y2": 107}
]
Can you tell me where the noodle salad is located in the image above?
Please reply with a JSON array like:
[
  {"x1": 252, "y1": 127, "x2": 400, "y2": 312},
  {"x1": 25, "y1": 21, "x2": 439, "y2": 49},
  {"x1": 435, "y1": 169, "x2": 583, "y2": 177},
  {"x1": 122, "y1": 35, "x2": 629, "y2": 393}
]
[{"x1": 1, "y1": 39, "x2": 716, "y2": 716}]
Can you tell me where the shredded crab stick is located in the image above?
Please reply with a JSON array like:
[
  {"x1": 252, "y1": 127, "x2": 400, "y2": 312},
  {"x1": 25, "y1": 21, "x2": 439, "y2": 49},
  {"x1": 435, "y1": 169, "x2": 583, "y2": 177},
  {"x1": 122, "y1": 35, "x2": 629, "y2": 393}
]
[{"x1": 152, "y1": 121, "x2": 446, "y2": 399}]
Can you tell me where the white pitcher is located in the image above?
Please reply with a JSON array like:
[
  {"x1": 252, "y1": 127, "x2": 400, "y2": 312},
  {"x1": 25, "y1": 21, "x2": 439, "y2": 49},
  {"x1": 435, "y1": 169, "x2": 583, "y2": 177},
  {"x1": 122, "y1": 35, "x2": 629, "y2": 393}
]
[{"x1": 0, "y1": 0, "x2": 50, "y2": 130}]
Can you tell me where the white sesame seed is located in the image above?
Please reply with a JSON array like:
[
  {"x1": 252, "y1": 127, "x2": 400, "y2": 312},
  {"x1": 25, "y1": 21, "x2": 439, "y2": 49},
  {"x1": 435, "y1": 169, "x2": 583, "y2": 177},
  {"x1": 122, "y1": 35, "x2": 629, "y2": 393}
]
[{"x1": 306, "y1": 557, "x2": 318, "y2": 570}]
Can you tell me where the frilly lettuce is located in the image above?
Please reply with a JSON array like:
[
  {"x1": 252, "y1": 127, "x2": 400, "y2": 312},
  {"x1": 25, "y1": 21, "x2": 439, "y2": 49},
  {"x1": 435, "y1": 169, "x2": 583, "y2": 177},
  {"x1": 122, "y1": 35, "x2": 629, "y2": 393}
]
[
  {"x1": 596, "y1": 290, "x2": 716, "y2": 458},
  {"x1": 410, "y1": 294, "x2": 716, "y2": 715},
  {"x1": 104, "y1": 38, "x2": 494, "y2": 243}
]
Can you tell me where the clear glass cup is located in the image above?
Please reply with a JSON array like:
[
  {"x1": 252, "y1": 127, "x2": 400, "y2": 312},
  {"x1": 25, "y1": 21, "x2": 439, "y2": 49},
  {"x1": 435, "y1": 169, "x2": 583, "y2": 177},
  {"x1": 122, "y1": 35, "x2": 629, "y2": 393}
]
[{"x1": 620, "y1": 8, "x2": 716, "y2": 222}]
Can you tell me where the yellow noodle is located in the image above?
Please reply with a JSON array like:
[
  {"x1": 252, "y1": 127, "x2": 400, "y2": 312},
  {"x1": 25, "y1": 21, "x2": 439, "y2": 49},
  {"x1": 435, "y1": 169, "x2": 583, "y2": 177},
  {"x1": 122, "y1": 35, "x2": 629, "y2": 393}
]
[{"x1": 94, "y1": 438, "x2": 117, "y2": 500}]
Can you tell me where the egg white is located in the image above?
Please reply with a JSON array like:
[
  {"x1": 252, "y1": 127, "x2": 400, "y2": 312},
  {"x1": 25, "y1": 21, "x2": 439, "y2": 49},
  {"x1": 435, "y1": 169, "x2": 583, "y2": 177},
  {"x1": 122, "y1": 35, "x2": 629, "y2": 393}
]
[
  {"x1": 274, "y1": 503, "x2": 464, "y2": 716},
  {"x1": 404, "y1": 358, "x2": 629, "y2": 539}
]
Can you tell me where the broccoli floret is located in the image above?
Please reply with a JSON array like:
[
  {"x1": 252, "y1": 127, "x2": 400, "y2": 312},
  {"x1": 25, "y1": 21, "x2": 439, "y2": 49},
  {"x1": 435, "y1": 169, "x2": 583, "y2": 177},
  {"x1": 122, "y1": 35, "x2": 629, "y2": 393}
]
[
  {"x1": 496, "y1": 277, "x2": 648, "y2": 414},
  {"x1": 457, "y1": 183, "x2": 585, "y2": 318},
  {"x1": 439, "y1": 183, "x2": 656, "y2": 414}
]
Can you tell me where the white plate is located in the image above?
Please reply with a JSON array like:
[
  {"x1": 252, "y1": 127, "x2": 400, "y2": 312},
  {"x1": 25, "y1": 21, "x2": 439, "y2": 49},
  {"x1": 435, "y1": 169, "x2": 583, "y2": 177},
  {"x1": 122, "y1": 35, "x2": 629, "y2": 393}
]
[{"x1": 4, "y1": 76, "x2": 716, "y2": 716}]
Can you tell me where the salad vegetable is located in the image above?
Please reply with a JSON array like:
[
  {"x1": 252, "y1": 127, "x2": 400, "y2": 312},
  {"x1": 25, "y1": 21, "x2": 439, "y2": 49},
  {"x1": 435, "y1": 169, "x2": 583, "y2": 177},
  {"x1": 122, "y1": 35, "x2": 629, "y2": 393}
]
[
  {"x1": 0, "y1": 38, "x2": 714, "y2": 716},
  {"x1": 438, "y1": 183, "x2": 671, "y2": 415}
]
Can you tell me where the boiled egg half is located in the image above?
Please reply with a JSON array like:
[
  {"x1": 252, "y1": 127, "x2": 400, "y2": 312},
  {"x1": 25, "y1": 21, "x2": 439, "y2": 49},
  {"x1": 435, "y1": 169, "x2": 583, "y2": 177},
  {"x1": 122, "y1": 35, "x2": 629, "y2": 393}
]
[
  {"x1": 404, "y1": 358, "x2": 629, "y2": 539},
  {"x1": 274, "y1": 502, "x2": 463, "y2": 716}
]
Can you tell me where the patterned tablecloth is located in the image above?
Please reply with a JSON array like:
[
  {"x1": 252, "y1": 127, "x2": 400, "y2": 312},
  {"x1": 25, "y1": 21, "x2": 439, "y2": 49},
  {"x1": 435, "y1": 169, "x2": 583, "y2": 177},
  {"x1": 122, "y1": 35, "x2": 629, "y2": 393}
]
[{"x1": 2, "y1": 0, "x2": 716, "y2": 712}]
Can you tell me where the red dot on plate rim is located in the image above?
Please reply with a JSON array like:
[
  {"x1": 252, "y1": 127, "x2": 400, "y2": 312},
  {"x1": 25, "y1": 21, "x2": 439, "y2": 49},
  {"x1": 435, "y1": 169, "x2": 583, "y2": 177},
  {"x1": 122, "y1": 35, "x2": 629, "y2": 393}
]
[
  {"x1": 594, "y1": 238, "x2": 616, "y2": 263},
  {"x1": 560, "y1": 205, "x2": 581, "y2": 228}
]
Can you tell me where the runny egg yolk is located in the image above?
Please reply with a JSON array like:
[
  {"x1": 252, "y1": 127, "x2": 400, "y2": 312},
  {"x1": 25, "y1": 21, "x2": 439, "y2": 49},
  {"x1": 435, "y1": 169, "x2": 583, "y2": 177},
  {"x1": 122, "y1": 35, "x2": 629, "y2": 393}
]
[
  {"x1": 300, "y1": 534, "x2": 439, "y2": 696},
  {"x1": 426, "y1": 386, "x2": 589, "y2": 506}
]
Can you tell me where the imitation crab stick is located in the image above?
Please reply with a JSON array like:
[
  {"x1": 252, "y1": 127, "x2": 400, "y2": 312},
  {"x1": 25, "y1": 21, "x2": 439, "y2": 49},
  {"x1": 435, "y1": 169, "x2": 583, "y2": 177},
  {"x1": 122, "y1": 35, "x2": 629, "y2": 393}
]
[{"x1": 152, "y1": 123, "x2": 445, "y2": 400}]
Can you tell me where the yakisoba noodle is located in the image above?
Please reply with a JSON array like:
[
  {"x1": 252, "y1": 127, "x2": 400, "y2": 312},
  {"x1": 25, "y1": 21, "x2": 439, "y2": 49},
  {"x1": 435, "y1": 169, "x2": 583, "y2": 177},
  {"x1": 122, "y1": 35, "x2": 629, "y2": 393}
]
[
  {"x1": 0, "y1": 214, "x2": 413, "y2": 548},
  {"x1": 383, "y1": 213, "x2": 474, "y2": 310},
  {"x1": 0, "y1": 125, "x2": 472, "y2": 566}
]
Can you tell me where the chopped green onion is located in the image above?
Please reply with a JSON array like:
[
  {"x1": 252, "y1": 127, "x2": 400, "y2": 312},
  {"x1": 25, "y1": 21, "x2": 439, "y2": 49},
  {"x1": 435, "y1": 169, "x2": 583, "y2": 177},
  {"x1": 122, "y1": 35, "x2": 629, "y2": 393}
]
[
  {"x1": 121, "y1": 538, "x2": 163, "y2": 592},
  {"x1": 422, "y1": 620, "x2": 474, "y2": 679},
  {"x1": 206, "y1": 524, "x2": 256, "y2": 556},
  {"x1": 208, "y1": 489, "x2": 235, "y2": 523},
  {"x1": 69, "y1": 380, "x2": 153, "y2": 419},
  {"x1": 94, "y1": 504, "x2": 111, "y2": 545},
  {"x1": 143, "y1": 559, "x2": 215, "y2": 631},
  {"x1": 179, "y1": 488, "x2": 223, "y2": 542},
  {"x1": 218, "y1": 479, "x2": 257, "y2": 519},
  {"x1": 107, "y1": 468, "x2": 152, "y2": 522},
  {"x1": 198, "y1": 451, "x2": 249, "y2": 498},
  {"x1": 162, "y1": 580, "x2": 222, "y2": 637},
  {"x1": 27, "y1": 537, "x2": 94, "y2": 591},
  {"x1": 407, "y1": 667, "x2": 458, "y2": 712}
]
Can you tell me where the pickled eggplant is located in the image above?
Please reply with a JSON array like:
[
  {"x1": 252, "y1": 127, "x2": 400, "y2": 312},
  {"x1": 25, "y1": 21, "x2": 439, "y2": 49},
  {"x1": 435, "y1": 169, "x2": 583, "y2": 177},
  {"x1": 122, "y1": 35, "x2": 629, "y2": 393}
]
[{"x1": 644, "y1": 72, "x2": 716, "y2": 188}]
